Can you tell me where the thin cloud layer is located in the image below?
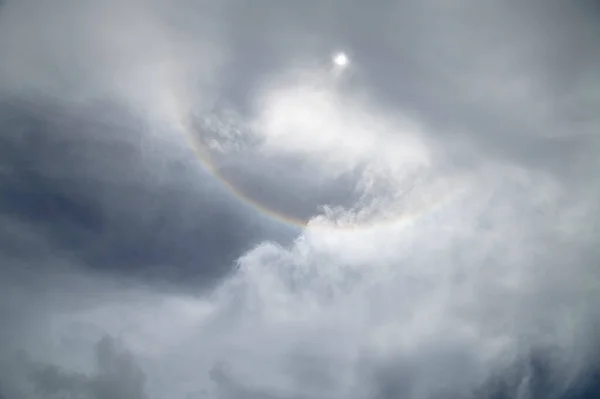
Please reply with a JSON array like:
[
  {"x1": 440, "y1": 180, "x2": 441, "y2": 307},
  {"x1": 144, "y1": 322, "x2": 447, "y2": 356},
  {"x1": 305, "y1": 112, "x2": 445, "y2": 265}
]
[{"x1": 1, "y1": 0, "x2": 599, "y2": 399}]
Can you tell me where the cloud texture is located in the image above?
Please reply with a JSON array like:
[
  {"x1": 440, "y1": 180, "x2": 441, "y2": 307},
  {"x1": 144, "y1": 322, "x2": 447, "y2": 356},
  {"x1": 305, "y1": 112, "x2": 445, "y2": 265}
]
[{"x1": 0, "y1": 0, "x2": 599, "y2": 398}]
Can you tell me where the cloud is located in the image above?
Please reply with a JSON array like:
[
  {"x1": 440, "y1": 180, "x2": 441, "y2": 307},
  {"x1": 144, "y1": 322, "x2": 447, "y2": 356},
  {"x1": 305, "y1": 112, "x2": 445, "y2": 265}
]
[
  {"x1": 2, "y1": 160, "x2": 599, "y2": 398},
  {"x1": 0, "y1": 98, "x2": 297, "y2": 288},
  {"x1": 2, "y1": 335, "x2": 147, "y2": 399},
  {"x1": 0, "y1": 0, "x2": 225, "y2": 110},
  {"x1": 1, "y1": 0, "x2": 600, "y2": 399},
  {"x1": 197, "y1": 68, "x2": 437, "y2": 223},
  {"x1": 190, "y1": 0, "x2": 600, "y2": 224}
]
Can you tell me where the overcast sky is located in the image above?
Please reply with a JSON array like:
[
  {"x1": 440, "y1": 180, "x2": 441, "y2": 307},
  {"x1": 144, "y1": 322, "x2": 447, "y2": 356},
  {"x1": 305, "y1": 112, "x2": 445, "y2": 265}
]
[{"x1": 1, "y1": 1, "x2": 599, "y2": 398}]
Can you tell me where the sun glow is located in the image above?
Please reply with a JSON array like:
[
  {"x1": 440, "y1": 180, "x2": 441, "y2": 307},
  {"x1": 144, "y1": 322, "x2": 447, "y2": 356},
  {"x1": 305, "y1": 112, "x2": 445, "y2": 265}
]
[{"x1": 332, "y1": 52, "x2": 350, "y2": 68}]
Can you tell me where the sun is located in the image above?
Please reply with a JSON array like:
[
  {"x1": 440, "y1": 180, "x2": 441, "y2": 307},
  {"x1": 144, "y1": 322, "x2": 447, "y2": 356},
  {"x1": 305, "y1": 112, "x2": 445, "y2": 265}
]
[{"x1": 332, "y1": 52, "x2": 350, "y2": 68}]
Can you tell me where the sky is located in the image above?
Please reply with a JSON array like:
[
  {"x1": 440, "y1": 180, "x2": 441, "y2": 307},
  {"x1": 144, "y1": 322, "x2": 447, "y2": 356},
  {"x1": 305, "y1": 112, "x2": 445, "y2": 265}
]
[{"x1": 0, "y1": 0, "x2": 599, "y2": 398}]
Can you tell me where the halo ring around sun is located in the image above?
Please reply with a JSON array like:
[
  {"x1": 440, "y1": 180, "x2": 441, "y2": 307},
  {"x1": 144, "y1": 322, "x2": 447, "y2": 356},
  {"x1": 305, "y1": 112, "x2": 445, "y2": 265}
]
[
  {"x1": 180, "y1": 124, "x2": 464, "y2": 232},
  {"x1": 159, "y1": 53, "x2": 464, "y2": 232}
]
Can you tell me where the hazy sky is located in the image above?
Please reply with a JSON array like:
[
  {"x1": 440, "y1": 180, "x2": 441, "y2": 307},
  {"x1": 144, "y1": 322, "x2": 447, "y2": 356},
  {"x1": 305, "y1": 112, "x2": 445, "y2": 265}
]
[{"x1": 0, "y1": 1, "x2": 599, "y2": 398}]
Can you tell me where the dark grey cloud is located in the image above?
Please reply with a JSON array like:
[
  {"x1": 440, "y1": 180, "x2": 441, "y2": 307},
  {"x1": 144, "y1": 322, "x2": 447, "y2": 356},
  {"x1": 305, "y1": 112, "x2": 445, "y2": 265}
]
[{"x1": 0, "y1": 97, "x2": 297, "y2": 287}]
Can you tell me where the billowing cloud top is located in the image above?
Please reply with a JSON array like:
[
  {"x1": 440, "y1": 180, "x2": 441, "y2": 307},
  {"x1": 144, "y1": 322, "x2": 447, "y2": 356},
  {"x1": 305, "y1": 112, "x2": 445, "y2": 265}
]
[{"x1": 0, "y1": 1, "x2": 599, "y2": 399}]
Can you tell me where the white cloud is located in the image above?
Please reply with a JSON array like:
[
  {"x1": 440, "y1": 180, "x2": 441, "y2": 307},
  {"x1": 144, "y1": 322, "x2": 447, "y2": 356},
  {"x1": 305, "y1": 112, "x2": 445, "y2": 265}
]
[
  {"x1": 3, "y1": 158, "x2": 599, "y2": 399},
  {"x1": 250, "y1": 74, "x2": 430, "y2": 177}
]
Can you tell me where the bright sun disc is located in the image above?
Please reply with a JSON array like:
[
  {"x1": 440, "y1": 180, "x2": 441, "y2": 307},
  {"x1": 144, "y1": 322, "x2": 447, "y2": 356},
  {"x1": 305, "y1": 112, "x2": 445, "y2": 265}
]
[{"x1": 333, "y1": 52, "x2": 349, "y2": 67}]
